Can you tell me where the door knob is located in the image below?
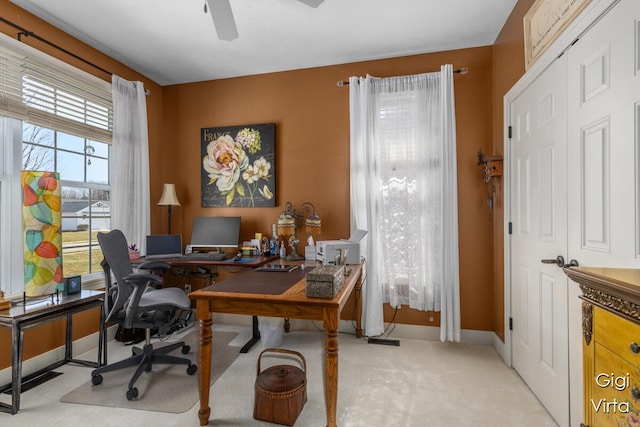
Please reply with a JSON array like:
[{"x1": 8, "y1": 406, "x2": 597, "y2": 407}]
[{"x1": 541, "y1": 255, "x2": 565, "y2": 268}]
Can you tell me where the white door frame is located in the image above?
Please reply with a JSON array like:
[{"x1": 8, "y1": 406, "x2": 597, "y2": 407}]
[{"x1": 502, "y1": 0, "x2": 620, "y2": 425}]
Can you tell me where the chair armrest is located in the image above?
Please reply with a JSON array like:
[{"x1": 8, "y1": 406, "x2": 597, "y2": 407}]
[
  {"x1": 121, "y1": 273, "x2": 163, "y2": 328},
  {"x1": 123, "y1": 272, "x2": 162, "y2": 286}
]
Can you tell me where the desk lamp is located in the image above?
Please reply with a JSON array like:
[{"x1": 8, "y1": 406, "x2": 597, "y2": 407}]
[{"x1": 157, "y1": 183, "x2": 180, "y2": 234}]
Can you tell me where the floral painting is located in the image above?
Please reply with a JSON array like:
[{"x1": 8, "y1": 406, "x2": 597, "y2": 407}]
[{"x1": 201, "y1": 123, "x2": 275, "y2": 207}]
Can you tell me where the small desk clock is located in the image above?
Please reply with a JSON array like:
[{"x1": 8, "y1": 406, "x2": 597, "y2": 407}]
[{"x1": 63, "y1": 275, "x2": 81, "y2": 295}]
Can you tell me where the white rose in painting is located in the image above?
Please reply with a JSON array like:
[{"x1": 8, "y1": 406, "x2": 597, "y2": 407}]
[{"x1": 202, "y1": 135, "x2": 248, "y2": 192}]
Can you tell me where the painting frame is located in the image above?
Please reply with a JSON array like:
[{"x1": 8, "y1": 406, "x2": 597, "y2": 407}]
[
  {"x1": 524, "y1": 0, "x2": 591, "y2": 70},
  {"x1": 201, "y1": 122, "x2": 276, "y2": 207}
]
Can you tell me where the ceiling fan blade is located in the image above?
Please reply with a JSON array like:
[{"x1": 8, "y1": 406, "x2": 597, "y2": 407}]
[
  {"x1": 206, "y1": 0, "x2": 238, "y2": 41},
  {"x1": 298, "y1": 0, "x2": 324, "y2": 8}
]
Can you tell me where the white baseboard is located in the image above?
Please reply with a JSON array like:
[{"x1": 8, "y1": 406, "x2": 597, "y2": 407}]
[
  {"x1": 492, "y1": 332, "x2": 507, "y2": 362},
  {"x1": 0, "y1": 325, "x2": 118, "y2": 386},
  {"x1": 213, "y1": 313, "x2": 497, "y2": 346}
]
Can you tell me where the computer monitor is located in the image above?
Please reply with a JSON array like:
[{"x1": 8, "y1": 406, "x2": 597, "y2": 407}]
[
  {"x1": 146, "y1": 234, "x2": 183, "y2": 258},
  {"x1": 189, "y1": 216, "x2": 241, "y2": 249}
]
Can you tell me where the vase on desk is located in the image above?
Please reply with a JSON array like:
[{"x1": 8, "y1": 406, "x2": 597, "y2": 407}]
[{"x1": 129, "y1": 250, "x2": 140, "y2": 261}]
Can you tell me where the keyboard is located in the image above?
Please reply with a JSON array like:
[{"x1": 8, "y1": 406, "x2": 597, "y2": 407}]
[{"x1": 184, "y1": 252, "x2": 228, "y2": 261}]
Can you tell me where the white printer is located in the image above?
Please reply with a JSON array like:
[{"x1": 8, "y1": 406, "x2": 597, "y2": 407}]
[{"x1": 316, "y1": 230, "x2": 367, "y2": 265}]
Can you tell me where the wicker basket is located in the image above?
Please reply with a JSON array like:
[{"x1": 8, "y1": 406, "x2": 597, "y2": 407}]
[{"x1": 253, "y1": 348, "x2": 307, "y2": 426}]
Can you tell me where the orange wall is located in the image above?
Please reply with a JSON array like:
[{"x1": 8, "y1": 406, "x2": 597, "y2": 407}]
[
  {"x1": 491, "y1": 0, "x2": 537, "y2": 341},
  {"x1": 160, "y1": 46, "x2": 496, "y2": 331}
]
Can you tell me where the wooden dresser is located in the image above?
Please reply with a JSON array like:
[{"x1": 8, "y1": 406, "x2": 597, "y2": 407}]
[{"x1": 565, "y1": 267, "x2": 640, "y2": 427}]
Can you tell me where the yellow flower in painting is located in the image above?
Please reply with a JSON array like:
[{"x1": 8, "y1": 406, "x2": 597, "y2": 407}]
[
  {"x1": 202, "y1": 135, "x2": 248, "y2": 192},
  {"x1": 259, "y1": 185, "x2": 273, "y2": 200}
]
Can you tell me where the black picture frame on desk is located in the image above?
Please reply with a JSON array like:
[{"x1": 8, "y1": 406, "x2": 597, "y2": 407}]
[{"x1": 63, "y1": 275, "x2": 81, "y2": 295}]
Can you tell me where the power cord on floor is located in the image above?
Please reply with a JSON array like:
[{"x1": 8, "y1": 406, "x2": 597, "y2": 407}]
[{"x1": 156, "y1": 309, "x2": 194, "y2": 341}]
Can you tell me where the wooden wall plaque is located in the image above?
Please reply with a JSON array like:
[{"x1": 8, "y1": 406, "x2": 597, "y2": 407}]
[{"x1": 524, "y1": 0, "x2": 591, "y2": 69}]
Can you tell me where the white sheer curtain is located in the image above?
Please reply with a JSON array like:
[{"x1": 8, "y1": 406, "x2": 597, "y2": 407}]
[
  {"x1": 110, "y1": 75, "x2": 150, "y2": 253},
  {"x1": 349, "y1": 65, "x2": 460, "y2": 342}
]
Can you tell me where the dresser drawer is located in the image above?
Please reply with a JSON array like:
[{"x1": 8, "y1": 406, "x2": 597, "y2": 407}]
[
  {"x1": 590, "y1": 343, "x2": 640, "y2": 425},
  {"x1": 594, "y1": 306, "x2": 640, "y2": 366}
]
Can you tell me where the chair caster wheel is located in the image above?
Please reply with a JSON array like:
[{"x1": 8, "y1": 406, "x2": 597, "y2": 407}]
[
  {"x1": 187, "y1": 364, "x2": 197, "y2": 375},
  {"x1": 182, "y1": 345, "x2": 190, "y2": 354},
  {"x1": 126, "y1": 387, "x2": 139, "y2": 400},
  {"x1": 91, "y1": 374, "x2": 103, "y2": 385}
]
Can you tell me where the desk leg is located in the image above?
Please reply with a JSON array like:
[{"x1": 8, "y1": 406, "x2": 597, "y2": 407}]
[
  {"x1": 323, "y1": 309, "x2": 339, "y2": 427},
  {"x1": 64, "y1": 313, "x2": 73, "y2": 361},
  {"x1": 99, "y1": 302, "x2": 107, "y2": 366},
  {"x1": 11, "y1": 324, "x2": 24, "y2": 414},
  {"x1": 239, "y1": 315, "x2": 260, "y2": 353},
  {"x1": 196, "y1": 301, "x2": 213, "y2": 426},
  {"x1": 354, "y1": 271, "x2": 363, "y2": 338}
]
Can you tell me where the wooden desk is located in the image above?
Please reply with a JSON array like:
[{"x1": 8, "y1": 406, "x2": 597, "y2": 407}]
[
  {"x1": 138, "y1": 255, "x2": 280, "y2": 352},
  {"x1": 189, "y1": 262, "x2": 363, "y2": 427},
  {"x1": 0, "y1": 290, "x2": 106, "y2": 414}
]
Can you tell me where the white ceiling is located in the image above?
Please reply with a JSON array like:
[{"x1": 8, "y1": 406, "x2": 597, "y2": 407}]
[{"x1": 9, "y1": 0, "x2": 517, "y2": 86}]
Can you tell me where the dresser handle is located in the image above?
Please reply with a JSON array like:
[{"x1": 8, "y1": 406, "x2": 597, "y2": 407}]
[
  {"x1": 631, "y1": 342, "x2": 640, "y2": 354},
  {"x1": 632, "y1": 387, "x2": 640, "y2": 400}
]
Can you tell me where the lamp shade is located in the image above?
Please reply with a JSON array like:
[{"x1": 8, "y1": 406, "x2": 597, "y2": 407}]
[
  {"x1": 157, "y1": 183, "x2": 180, "y2": 206},
  {"x1": 305, "y1": 211, "x2": 321, "y2": 234},
  {"x1": 277, "y1": 212, "x2": 295, "y2": 236}
]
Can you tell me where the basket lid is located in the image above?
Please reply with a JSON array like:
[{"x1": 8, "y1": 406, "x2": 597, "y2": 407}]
[{"x1": 256, "y1": 365, "x2": 305, "y2": 392}]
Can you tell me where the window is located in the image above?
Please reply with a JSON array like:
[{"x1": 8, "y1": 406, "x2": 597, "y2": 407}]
[
  {"x1": 0, "y1": 32, "x2": 112, "y2": 297},
  {"x1": 22, "y1": 124, "x2": 110, "y2": 278},
  {"x1": 375, "y1": 87, "x2": 441, "y2": 307}
]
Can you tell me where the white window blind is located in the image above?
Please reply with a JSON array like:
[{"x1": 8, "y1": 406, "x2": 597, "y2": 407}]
[{"x1": 0, "y1": 33, "x2": 112, "y2": 143}]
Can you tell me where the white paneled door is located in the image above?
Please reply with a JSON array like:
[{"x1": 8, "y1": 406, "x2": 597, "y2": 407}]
[
  {"x1": 567, "y1": 0, "x2": 640, "y2": 269},
  {"x1": 509, "y1": 54, "x2": 569, "y2": 427},
  {"x1": 565, "y1": 0, "x2": 640, "y2": 422}
]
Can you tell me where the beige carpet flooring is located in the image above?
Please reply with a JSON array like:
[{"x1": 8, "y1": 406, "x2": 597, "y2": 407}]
[
  {"x1": 2, "y1": 323, "x2": 558, "y2": 426},
  {"x1": 59, "y1": 329, "x2": 239, "y2": 413}
]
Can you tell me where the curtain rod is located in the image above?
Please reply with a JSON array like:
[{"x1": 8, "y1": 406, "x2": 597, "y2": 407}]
[
  {"x1": 0, "y1": 16, "x2": 152, "y2": 95},
  {"x1": 0, "y1": 16, "x2": 114, "y2": 77},
  {"x1": 336, "y1": 66, "x2": 469, "y2": 87}
]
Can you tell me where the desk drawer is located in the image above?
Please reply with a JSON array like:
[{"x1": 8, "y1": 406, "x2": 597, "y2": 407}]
[{"x1": 594, "y1": 306, "x2": 640, "y2": 366}]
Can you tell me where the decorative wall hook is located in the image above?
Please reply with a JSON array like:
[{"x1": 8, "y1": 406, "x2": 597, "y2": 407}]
[
  {"x1": 477, "y1": 150, "x2": 503, "y2": 210},
  {"x1": 477, "y1": 150, "x2": 503, "y2": 182}
]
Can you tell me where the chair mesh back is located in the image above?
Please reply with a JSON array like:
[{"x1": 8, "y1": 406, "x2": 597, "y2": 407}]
[{"x1": 97, "y1": 230, "x2": 135, "y2": 318}]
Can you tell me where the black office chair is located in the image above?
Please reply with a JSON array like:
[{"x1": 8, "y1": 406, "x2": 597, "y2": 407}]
[{"x1": 91, "y1": 229, "x2": 197, "y2": 400}]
